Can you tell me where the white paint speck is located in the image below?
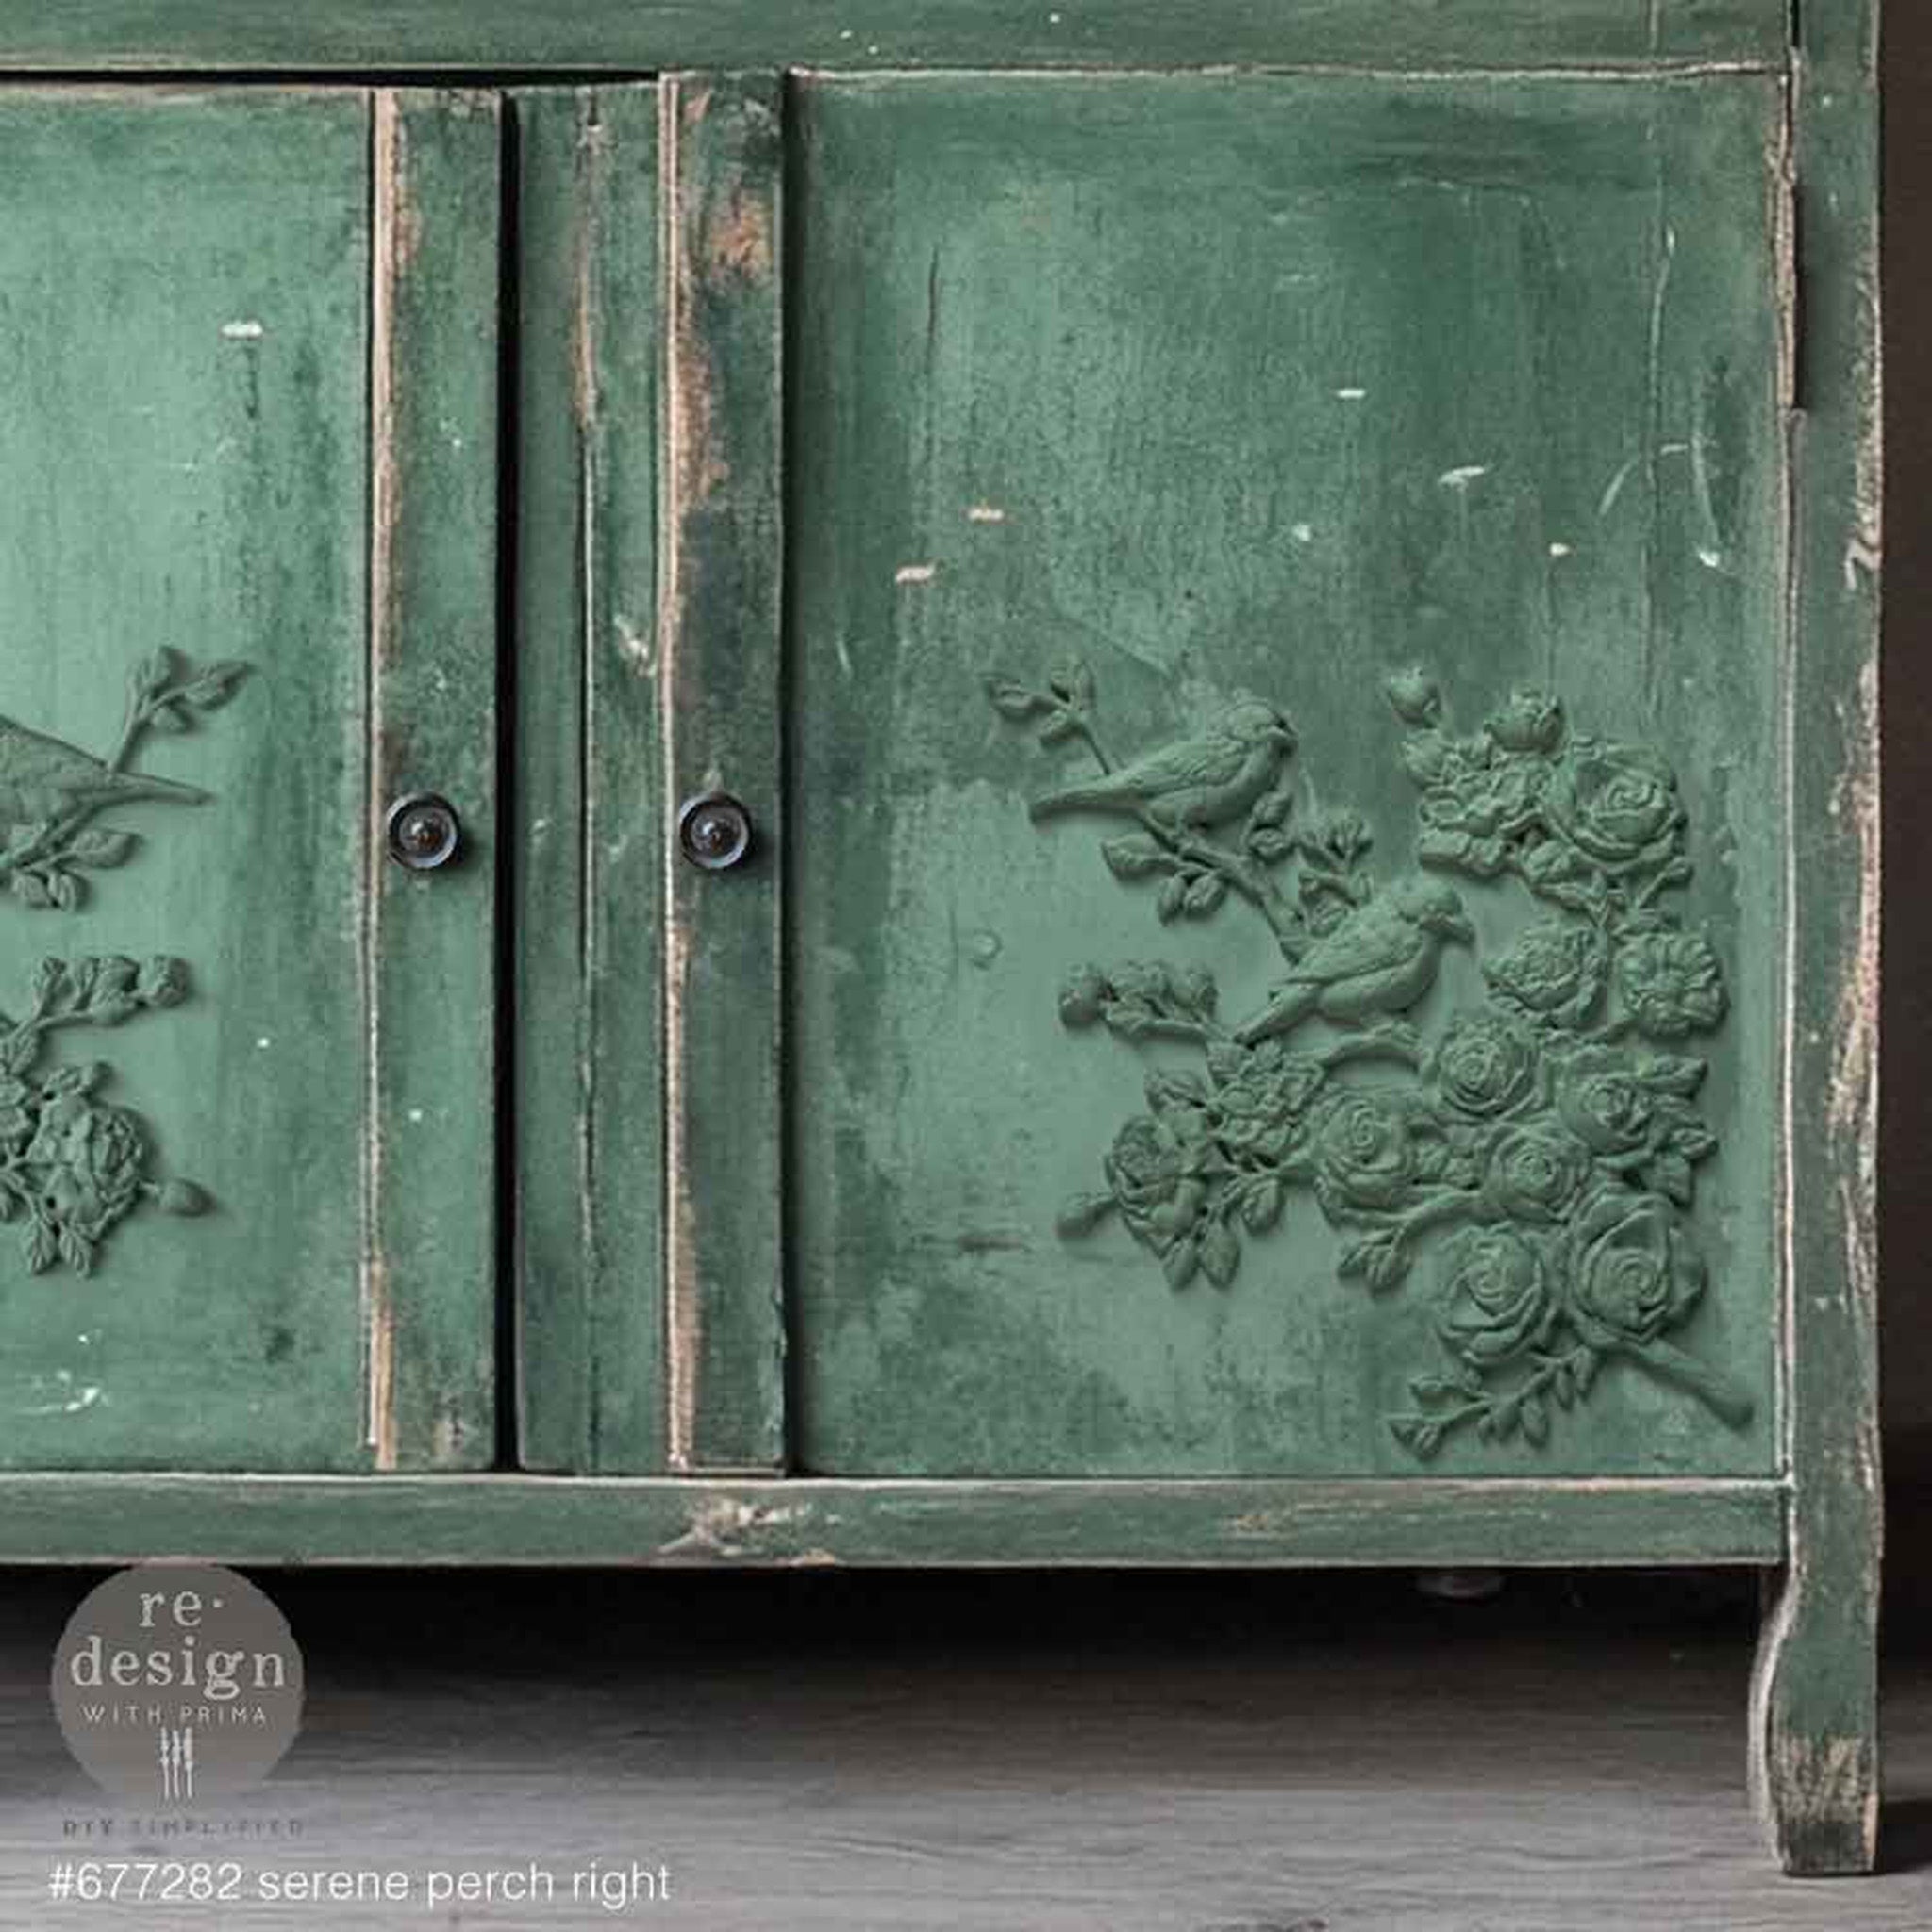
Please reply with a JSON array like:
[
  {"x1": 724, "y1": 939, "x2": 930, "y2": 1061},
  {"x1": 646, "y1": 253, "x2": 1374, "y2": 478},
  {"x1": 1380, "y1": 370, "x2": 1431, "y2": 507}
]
[
  {"x1": 895, "y1": 563, "x2": 937, "y2": 585},
  {"x1": 1291, "y1": 523, "x2": 1314, "y2": 543},
  {"x1": 967, "y1": 504, "x2": 1008, "y2": 524},
  {"x1": 221, "y1": 320, "x2": 265, "y2": 340},
  {"x1": 1548, "y1": 541, "x2": 1574, "y2": 558},
  {"x1": 408, "y1": 1108, "x2": 425, "y2": 1124},
  {"x1": 834, "y1": 634, "x2": 855, "y2": 680},
  {"x1": 256, "y1": 1035, "x2": 273, "y2": 1051},
  {"x1": 615, "y1": 614, "x2": 654, "y2": 670},
  {"x1": 22, "y1": 1371, "x2": 101, "y2": 1416},
  {"x1": 1696, "y1": 546, "x2": 1723, "y2": 570},
  {"x1": 840, "y1": 26, "x2": 854, "y2": 38},
  {"x1": 1438, "y1": 465, "x2": 1490, "y2": 491},
  {"x1": 1598, "y1": 454, "x2": 1641, "y2": 519},
  {"x1": 1049, "y1": 8, "x2": 1062, "y2": 20},
  {"x1": 1335, "y1": 387, "x2": 1367, "y2": 401}
]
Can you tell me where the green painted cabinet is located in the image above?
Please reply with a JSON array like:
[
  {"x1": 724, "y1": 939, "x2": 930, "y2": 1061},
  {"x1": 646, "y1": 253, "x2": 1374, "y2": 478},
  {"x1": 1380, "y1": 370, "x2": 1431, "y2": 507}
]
[{"x1": 0, "y1": 0, "x2": 1879, "y2": 1877}]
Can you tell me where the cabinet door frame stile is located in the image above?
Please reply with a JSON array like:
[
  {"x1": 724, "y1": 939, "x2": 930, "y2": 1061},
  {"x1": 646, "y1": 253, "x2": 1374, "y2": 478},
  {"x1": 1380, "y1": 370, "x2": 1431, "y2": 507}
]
[
  {"x1": 658, "y1": 71, "x2": 788, "y2": 1473},
  {"x1": 511, "y1": 82, "x2": 670, "y2": 1473},
  {"x1": 364, "y1": 88, "x2": 504, "y2": 1471}
]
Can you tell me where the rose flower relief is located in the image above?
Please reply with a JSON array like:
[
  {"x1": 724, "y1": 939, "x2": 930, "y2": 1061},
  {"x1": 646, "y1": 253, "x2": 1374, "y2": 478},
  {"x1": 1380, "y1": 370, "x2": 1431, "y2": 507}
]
[
  {"x1": 0, "y1": 650, "x2": 251, "y2": 1276},
  {"x1": 985, "y1": 661, "x2": 1746, "y2": 1459}
]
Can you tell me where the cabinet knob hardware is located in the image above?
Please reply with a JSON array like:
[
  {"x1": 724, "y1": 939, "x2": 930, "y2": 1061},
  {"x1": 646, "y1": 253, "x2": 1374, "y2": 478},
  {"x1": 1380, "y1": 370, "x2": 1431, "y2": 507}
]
[
  {"x1": 677, "y1": 791, "x2": 754, "y2": 872},
  {"x1": 385, "y1": 792, "x2": 463, "y2": 872}
]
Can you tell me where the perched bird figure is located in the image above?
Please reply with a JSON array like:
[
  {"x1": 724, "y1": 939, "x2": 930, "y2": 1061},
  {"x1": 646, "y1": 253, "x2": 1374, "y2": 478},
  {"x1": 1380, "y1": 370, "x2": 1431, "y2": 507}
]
[
  {"x1": 1028, "y1": 696, "x2": 1296, "y2": 830},
  {"x1": 0, "y1": 717, "x2": 208, "y2": 831},
  {"x1": 1236, "y1": 875, "x2": 1474, "y2": 1045}
]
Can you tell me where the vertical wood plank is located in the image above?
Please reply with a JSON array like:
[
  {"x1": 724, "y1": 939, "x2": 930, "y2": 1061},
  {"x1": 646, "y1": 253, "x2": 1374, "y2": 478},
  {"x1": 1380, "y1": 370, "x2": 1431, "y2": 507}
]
[
  {"x1": 659, "y1": 71, "x2": 786, "y2": 1472},
  {"x1": 513, "y1": 84, "x2": 667, "y2": 1473},
  {"x1": 367, "y1": 89, "x2": 503, "y2": 1471},
  {"x1": 508, "y1": 87, "x2": 589, "y2": 1471},
  {"x1": 1748, "y1": 2, "x2": 1884, "y2": 1877}
]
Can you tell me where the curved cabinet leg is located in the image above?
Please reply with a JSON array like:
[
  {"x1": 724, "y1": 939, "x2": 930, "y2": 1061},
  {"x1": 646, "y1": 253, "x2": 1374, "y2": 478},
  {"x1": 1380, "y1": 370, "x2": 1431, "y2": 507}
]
[{"x1": 1749, "y1": 1545, "x2": 1880, "y2": 1874}]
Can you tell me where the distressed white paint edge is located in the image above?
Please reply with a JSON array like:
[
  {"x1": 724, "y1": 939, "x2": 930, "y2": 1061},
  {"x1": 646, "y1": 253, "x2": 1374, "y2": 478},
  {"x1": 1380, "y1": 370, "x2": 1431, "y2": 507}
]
[
  {"x1": 658, "y1": 75, "x2": 697, "y2": 1474},
  {"x1": 362, "y1": 88, "x2": 401, "y2": 1472}
]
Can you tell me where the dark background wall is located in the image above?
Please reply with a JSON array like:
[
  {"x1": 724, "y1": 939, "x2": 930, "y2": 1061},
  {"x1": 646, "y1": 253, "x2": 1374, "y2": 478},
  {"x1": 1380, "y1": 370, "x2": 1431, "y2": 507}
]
[{"x1": 1885, "y1": 10, "x2": 1927, "y2": 1599}]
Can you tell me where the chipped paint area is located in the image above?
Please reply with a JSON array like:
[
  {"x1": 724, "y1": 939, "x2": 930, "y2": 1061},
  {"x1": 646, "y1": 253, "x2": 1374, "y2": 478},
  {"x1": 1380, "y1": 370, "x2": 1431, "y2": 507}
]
[
  {"x1": 708, "y1": 186, "x2": 774, "y2": 279},
  {"x1": 662, "y1": 881, "x2": 700, "y2": 1470},
  {"x1": 657, "y1": 1495, "x2": 816, "y2": 1559},
  {"x1": 1438, "y1": 463, "x2": 1489, "y2": 491},
  {"x1": 1826, "y1": 656, "x2": 1879, "y2": 1148},
  {"x1": 21, "y1": 1371, "x2": 102, "y2": 1417},
  {"x1": 614, "y1": 613, "x2": 654, "y2": 673},
  {"x1": 895, "y1": 562, "x2": 937, "y2": 585},
  {"x1": 220, "y1": 319, "x2": 265, "y2": 341},
  {"x1": 966, "y1": 504, "x2": 1007, "y2": 524}
]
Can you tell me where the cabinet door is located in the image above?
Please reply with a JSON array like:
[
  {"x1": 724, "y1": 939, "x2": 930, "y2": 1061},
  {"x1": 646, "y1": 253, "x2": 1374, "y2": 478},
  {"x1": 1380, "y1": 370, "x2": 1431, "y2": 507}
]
[
  {"x1": 0, "y1": 90, "x2": 500, "y2": 1470},
  {"x1": 782, "y1": 74, "x2": 1790, "y2": 1476}
]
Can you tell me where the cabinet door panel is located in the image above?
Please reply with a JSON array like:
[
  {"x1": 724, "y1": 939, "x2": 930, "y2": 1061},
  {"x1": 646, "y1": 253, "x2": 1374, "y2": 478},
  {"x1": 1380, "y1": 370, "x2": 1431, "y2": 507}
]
[
  {"x1": 510, "y1": 81, "x2": 671, "y2": 1474},
  {"x1": 786, "y1": 74, "x2": 1789, "y2": 1476},
  {"x1": 0, "y1": 90, "x2": 500, "y2": 1470}
]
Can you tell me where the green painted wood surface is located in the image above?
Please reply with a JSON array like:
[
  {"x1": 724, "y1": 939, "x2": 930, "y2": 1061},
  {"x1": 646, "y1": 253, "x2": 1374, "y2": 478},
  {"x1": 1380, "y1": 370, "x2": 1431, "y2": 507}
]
[
  {"x1": 366, "y1": 91, "x2": 503, "y2": 1471},
  {"x1": 0, "y1": 89, "x2": 503, "y2": 1471},
  {"x1": 786, "y1": 71, "x2": 1790, "y2": 1479},
  {"x1": 660, "y1": 71, "x2": 787, "y2": 1472},
  {"x1": 0, "y1": 92, "x2": 400, "y2": 1468},
  {"x1": 0, "y1": 2, "x2": 1789, "y2": 76},
  {"x1": 0, "y1": 1472, "x2": 1785, "y2": 1567},
  {"x1": 512, "y1": 82, "x2": 669, "y2": 1473},
  {"x1": 1746, "y1": 0, "x2": 1883, "y2": 1879}
]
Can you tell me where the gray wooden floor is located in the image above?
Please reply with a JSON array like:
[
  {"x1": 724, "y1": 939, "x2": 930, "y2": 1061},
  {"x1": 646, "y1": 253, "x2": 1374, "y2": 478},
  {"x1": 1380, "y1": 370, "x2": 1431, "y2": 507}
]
[{"x1": 1, "y1": 1569, "x2": 1926, "y2": 1929}]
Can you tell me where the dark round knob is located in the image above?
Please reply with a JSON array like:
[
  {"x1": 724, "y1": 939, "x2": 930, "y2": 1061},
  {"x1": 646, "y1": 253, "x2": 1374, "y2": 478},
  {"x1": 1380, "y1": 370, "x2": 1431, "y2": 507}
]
[
  {"x1": 677, "y1": 791, "x2": 753, "y2": 872},
  {"x1": 386, "y1": 792, "x2": 462, "y2": 872}
]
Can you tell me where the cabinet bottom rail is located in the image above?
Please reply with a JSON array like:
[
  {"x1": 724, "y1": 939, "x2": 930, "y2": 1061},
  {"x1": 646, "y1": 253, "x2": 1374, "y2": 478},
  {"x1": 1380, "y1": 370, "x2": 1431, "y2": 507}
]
[{"x1": 0, "y1": 1473, "x2": 1785, "y2": 1567}]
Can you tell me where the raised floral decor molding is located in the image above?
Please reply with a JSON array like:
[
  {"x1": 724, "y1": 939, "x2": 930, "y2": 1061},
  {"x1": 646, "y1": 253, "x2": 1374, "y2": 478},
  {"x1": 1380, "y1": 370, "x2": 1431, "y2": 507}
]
[
  {"x1": 0, "y1": 650, "x2": 251, "y2": 1275},
  {"x1": 986, "y1": 662, "x2": 1750, "y2": 1460}
]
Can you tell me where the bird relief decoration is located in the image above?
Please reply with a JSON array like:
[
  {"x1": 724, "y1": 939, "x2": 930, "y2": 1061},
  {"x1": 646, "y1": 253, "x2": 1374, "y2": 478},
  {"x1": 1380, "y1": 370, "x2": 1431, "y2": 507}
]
[
  {"x1": 0, "y1": 650, "x2": 251, "y2": 1275},
  {"x1": 985, "y1": 660, "x2": 1749, "y2": 1460}
]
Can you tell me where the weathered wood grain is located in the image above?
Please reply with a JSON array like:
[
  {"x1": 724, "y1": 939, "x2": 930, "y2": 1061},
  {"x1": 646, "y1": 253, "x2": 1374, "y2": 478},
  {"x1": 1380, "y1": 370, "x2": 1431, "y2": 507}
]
[
  {"x1": 365, "y1": 90, "x2": 502, "y2": 1471},
  {"x1": 659, "y1": 71, "x2": 787, "y2": 1473},
  {"x1": 1747, "y1": 0, "x2": 1884, "y2": 1879},
  {"x1": 0, "y1": 2, "x2": 1790, "y2": 75},
  {"x1": 0, "y1": 1474, "x2": 1783, "y2": 1565},
  {"x1": 512, "y1": 83, "x2": 668, "y2": 1473}
]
